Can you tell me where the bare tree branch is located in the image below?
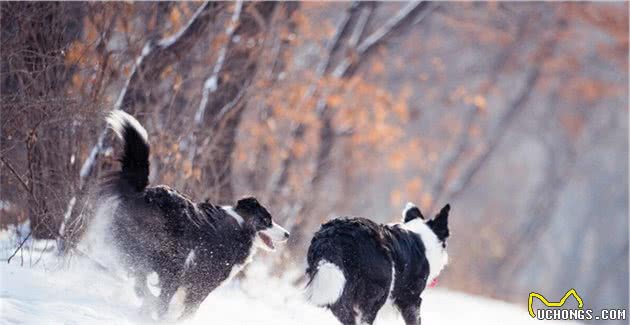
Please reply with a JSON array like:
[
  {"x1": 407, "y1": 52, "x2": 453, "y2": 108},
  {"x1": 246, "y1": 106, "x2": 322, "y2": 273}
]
[
  {"x1": 195, "y1": 1, "x2": 243, "y2": 125},
  {"x1": 7, "y1": 231, "x2": 32, "y2": 265},
  {"x1": 247, "y1": 3, "x2": 300, "y2": 195},
  {"x1": 185, "y1": 1, "x2": 244, "y2": 165},
  {"x1": 311, "y1": 1, "x2": 432, "y2": 196},
  {"x1": 0, "y1": 156, "x2": 31, "y2": 195},
  {"x1": 307, "y1": 4, "x2": 377, "y2": 192},
  {"x1": 333, "y1": 1, "x2": 430, "y2": 77},
  {"x1": 192, "y1": 2, "x2": 277, "y2": 203},
  {"x1": 347, "y1": 4, "x2": 373, "y2": 47},
  {"x1": 316, "y1": 2, "x2": 363, "y2": 77},
  {"x1": 267, "y1": 3, "x2": 364, "y2": 204}
]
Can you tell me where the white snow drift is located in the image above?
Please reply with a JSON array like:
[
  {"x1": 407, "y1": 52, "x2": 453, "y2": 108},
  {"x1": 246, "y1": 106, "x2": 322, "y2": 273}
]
[{"x1": 0, "y1": 226, "x2": 579, "y2": 325}]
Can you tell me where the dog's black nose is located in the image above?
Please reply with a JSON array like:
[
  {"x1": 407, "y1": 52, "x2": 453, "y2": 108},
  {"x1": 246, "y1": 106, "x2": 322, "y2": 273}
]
[{"x1": 284, "y1": 231, "x2": 290, "y2": 239}]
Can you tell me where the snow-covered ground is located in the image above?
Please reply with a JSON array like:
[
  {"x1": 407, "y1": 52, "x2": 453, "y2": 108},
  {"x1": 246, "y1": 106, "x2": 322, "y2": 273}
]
[{"x1": 0, "y1": 226, "x2": 578, "y2": 325}]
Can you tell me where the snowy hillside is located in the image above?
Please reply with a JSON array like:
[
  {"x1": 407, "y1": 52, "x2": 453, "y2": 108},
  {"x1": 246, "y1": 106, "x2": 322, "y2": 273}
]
[
  {"x1": 0, "y1": 224, "x2": 580, "y2": 325},
  {"x1": 1, "y1": 258, "x2": 579, "y2": 325}
]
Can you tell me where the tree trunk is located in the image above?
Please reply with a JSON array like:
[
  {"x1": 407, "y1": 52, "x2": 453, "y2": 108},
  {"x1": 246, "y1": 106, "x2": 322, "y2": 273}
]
[{"x1": 194, "y1": 2, "x2": 277, "y2": 204}]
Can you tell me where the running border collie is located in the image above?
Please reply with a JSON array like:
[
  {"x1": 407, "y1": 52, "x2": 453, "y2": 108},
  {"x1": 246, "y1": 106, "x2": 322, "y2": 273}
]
[
  {"x1": 305, "y1": 203, "x2": 450, "y2": 325},
  {"x1": 102, "y1": 110, "x2": 289, "y2": 319}
]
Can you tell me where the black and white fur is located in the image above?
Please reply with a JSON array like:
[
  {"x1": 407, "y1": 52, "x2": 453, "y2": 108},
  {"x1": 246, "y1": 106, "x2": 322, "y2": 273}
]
[
  {"x1": 102, "y1": 110, "x2": 289, "y2": 319},
  {"x1": 305, "y1": 203, "x2": 450, "y2": 325}
]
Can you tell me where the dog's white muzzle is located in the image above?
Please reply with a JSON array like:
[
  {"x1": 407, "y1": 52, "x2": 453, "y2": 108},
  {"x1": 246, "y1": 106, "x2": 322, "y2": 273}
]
[{"x1": 256, "y1": 222, "x2": 290, "y2": 251}]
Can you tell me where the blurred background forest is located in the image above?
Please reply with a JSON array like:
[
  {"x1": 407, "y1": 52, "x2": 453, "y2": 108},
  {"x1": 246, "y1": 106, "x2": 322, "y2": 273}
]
[{"x1": 1, "y1": 1, "x2": 628, "y2": 320}]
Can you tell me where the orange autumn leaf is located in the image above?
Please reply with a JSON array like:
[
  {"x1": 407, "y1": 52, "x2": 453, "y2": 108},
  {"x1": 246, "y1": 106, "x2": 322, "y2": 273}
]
[
  {"x1": 371, "y1": 61, "x2": 386, "y2": 75},
  {"x1": 327, "y1": 94, "x2": 344, "y2": 107},
  {"x1": 390, "y1": 189, "x2": 402, "y2": 207},
  {"x1": 169, "y1": 8, "x2": 182, "y2": 28},
  {"x1": 388, "y1": 150, "x2": 406, "y2": 171},
  {"x1": 473, "y1": 95, "x2": 487, "y2": 111}
]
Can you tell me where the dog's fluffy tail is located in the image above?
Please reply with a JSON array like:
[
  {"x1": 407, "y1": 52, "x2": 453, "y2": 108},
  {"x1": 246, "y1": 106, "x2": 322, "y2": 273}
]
[
  {"x1": 305, "y1": 259, "x2": 346, "y2": 306},
  {"x1": 105, "y1": 110, "x2": 150, "y2": 194}
]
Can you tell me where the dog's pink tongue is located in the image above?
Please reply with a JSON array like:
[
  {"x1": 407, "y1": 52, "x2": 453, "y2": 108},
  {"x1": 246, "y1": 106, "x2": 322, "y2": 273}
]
[
  {"x1": 428, "y1": 278, "x2": 439, "y2": 288},
  {"x1": 260, "y1": 233, "x2": 274, "y2": 250}
]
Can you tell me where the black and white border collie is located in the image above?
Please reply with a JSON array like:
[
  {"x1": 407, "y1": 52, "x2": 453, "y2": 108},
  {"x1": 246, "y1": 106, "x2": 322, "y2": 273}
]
[
  {"x1": 102, "y1": 110, "x2": 289, "y2": 319},
  {"x1": 305, "y1": 203, "x2": 450, "y2": 325}
]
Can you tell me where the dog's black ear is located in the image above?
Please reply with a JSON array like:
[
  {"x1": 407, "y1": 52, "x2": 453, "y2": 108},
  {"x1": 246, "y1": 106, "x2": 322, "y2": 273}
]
[
  {"x1": 402, "y1": 202, "x2": 424, "y2": 223},
  {"x1": 236, "y1": 197, "x2": 260, "y2": 213},
  {"x1": 427, "y1": 204, "x2": 450, "y2": 241}
]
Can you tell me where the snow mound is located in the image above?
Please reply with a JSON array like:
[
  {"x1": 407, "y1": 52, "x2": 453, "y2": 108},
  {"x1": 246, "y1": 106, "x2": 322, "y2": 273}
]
[
  {"x1": 0, "y1": 259, "x2": 580, "y2": 325},
  {"x1": 0, "y1": 223, "x2": 579, "y2": 325}
]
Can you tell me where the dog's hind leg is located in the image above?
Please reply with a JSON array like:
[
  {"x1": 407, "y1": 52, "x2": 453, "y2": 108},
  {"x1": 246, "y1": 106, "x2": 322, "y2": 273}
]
[
  {"x1": 178, "y1": 282, "x2": 219, "y2": 320},
  {"x1": 329, "y1": 298, "x2": 357, "y2": 325},
  {"x1": 357, "y1": 289, "x2": 388, "y2": 325},
  {"x1": 398, "y1": 298, "x2": 422, "y2": 325}
]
